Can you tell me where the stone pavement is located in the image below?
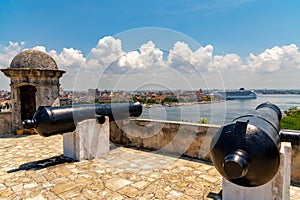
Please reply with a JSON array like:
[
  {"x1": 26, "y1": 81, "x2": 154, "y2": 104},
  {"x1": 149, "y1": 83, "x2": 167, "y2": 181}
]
[{"x1": 0, "y1": 134, "x2": 300, "y2": 199}]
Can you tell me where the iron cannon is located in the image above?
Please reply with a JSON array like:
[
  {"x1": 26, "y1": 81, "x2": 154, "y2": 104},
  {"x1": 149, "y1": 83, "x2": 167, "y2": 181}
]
[
  {"x1": 23, "y1": 102, "x2": 142, "y2": 137},
  {"x1": 210, "y1": 102, "x2": 300, "y2": 187}
]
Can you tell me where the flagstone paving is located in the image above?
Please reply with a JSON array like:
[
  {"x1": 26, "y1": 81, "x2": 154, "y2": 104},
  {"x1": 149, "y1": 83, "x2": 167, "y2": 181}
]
[{"x1": 0, "y1": 134, "x2": 300, "y2": 199}]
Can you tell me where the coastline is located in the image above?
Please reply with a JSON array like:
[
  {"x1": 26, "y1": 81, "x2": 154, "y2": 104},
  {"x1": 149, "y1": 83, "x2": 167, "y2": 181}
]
[{"x1": 142, "y1": 100, "x2": 223, "y2": 108}]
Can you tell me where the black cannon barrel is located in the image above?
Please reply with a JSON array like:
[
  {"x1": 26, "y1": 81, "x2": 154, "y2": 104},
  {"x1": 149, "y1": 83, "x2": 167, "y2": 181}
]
[
  {"x1": 280, "y1": 130, "x2": 300, "y2": 146},
  {"x1": 210, "y1": 102, "x2": 282, "y2": 187},
  {"x1": 23, "y1": 102, "x2": 142, "y2": 137}
]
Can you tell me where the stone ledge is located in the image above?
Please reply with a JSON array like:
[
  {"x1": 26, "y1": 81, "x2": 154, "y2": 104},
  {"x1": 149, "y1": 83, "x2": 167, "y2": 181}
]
[{"x1": 110, "y1": 118, "x2": 300, "y2": 185}]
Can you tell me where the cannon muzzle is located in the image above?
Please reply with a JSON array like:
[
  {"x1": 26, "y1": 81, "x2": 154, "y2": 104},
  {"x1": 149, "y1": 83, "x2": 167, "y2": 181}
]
[
  {"x1": 23, "y1": 119, "x2": 37, "y2": 130},
  {"x1": 22, "y1": 102, "x2": 142, "y2": 137},
  {"x1": 210, "y1": 102, "x2": 300, "y2": 187}
]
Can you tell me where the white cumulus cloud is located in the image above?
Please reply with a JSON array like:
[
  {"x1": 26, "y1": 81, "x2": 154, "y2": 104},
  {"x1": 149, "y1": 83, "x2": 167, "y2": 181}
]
[
  {"x1": 212, "y1": 53, "x2": 243, "y2": 71},
  {"x1": 52, "y1": 48, "x2": 86, "y2": 70},
  {"x1": 246, "y1": 44, "x2": 300, "y2": 72},
  {"x1": 168, "y1": 41, "x2": 213, "y2": 72},
  {"x1": 89, "y1": 36, "x2": 123, "y2": 69},
  {"x1": 118, "y1": 41, "x2": 165, "y2": 70},
  {"x1": 32, "y1": 46, "x2": 47, "y2": 52},
  {"x1": 0, "y1": 41, "x2": 25, "y2": 68},
  {"x1": 1, "y1": 37, "x2": 300, "y2": 90}
]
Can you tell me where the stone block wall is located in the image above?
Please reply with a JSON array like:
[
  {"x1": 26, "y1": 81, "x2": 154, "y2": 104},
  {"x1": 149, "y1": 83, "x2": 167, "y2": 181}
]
[
  {"x1": 10, "y1": 84, "x2": 61, "y2": 132},
  {"x1": 110, "y1": 119, "x2": 220, "y2": 160},
  {"x1": 36, "y1": 86, "x2": 61, "y2": 107},
  {"x1": 0, "y1": 112, "x2": 12, "y2": 134},
  {"x1": 291, "y1": 145, "x2": 300, "y2": 184},
  {"x1": 110, "y1": 118, "x2": 300, "y2": 184}
]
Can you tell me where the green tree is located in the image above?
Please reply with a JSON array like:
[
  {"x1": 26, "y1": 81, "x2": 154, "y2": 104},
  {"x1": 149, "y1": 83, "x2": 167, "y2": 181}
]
[
  {"x1": 146, "y1": 99, "x2": 156, "y2": 104},
  {"x1": 132, "y1": 96, "x2": 138, "y2": 101},
  {"x1": 198, "y1": 117, "x2": 208, "y2": 124},
  {"x1": 280, "y1": 107, "x2": 300, "y2": 130},
  {"x1": 162, "y1": 97, "x2": 179, "y2": 104}
]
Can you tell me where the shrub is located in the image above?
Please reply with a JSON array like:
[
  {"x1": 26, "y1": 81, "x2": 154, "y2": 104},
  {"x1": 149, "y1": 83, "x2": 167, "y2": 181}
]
[{"x1": 280, "y1": 107, "x2": 300, "y2": 130}]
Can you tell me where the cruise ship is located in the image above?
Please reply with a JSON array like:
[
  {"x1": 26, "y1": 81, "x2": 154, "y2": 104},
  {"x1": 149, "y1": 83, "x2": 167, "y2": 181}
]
[{"x1": 211, "y1": 88, "x2": 257, "y2": 100}]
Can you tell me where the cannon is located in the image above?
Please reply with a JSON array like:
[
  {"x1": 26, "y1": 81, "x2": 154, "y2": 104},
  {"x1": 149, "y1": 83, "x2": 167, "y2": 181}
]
[
  {"x1": 23, "y1": 102, "x2": 142, "y2": 137},
  {"x1": 210, "y1": 102, "x2": 300, "y2": 187}
]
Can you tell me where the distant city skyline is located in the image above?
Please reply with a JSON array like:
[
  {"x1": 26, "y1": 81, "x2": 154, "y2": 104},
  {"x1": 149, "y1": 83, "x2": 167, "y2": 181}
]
[{"x1": 1, "y1": 0, "x2": 300, "y2": 90}]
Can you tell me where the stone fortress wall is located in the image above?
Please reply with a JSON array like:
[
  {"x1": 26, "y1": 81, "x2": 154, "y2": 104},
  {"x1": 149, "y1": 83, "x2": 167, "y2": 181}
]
[
  {"x1": 1, "y1": 111, "x2": 300, "y2": 184},
  {"x1": 0, "y1": 112, "x2": 12, "y2": 133},
  {"x1": 110, "y1": 118, "x2": 300, "y2": 184}
]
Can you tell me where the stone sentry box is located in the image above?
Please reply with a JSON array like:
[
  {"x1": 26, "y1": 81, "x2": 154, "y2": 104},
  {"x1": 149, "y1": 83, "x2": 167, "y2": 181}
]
[{"x1": 1, "y1": 50, "x2": 65, "y2": 133}]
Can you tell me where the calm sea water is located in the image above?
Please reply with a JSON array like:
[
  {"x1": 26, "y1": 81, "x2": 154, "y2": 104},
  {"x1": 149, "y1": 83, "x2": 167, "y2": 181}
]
[{"x1": 139, "y1": 94, "x2": 300, "y2": 125}]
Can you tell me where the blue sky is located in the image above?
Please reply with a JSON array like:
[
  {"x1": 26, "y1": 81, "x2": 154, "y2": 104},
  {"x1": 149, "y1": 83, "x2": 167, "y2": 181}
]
[{"x1": 1, "y1": 0, "x2": 300, "y2": 90}]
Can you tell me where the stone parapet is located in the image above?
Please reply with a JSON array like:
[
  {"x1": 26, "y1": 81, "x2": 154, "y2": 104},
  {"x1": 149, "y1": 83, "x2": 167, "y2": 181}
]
[
  {"x1": 110, "y1": 119, "x2": 220, "y2": 161},
  {"x1": 110, "y1": 118, "x2": 300, "y2": 185},
  {"x1": 0, "y1": 112, "x2": 12, "y2": 134}
]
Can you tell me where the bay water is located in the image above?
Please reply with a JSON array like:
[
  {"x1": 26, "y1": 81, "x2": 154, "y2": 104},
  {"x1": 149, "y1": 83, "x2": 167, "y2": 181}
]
[{"x1": 140, "y1": 94, "x2": 300, "y2": 125}]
